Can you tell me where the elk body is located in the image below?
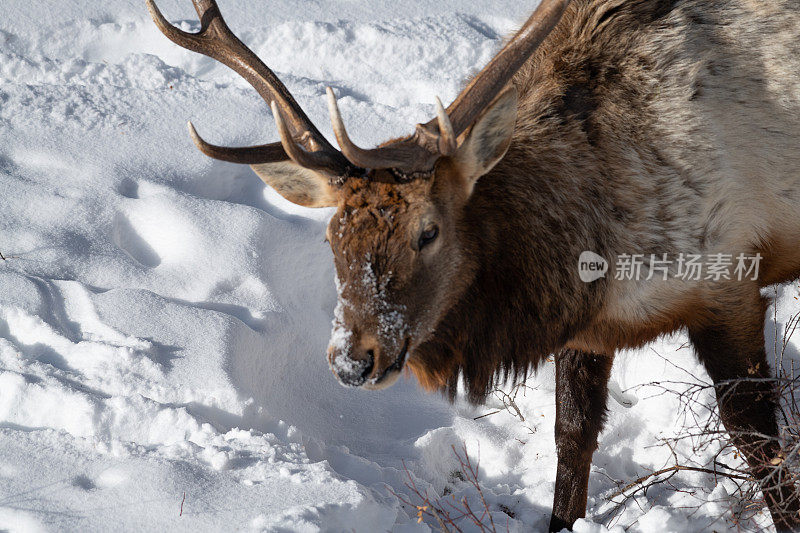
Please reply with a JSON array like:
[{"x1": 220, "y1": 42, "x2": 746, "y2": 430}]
[{"x1": 149, "y1": 0, "x2": 800, "y2": 530}]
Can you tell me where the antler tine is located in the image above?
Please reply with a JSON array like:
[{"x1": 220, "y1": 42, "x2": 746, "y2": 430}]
[
  {"x1": 146, "y1": 0, "x2": 202, "y2": 48},
  {"x1": 270, "y1": 102, "x2": 355, "y2": 171},
  {"x1": 187, "y1": 121, "x2": 288, "y2": 164},
  {"x1": 326, "y1": 87, "x2": 410, "y2": 170},
  {"x1": 435, "y1": 97, "x2": 456, "y2": 156},
  {"x1": 147, "y1": 0, "x2": 354, "y2": 174},
  {"x1": 441, "y1": 0, "x2": 570, "y2": 137}
]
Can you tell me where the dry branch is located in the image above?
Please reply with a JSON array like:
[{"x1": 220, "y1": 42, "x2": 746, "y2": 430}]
[
  {"x1": 389, "y1": 443, "x2": 509, "y2": 532},
  {"x1": 599, "y1": 297, "x2": 800, "y2": 530}
]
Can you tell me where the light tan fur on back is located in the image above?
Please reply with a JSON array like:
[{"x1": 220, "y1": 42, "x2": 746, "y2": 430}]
[{"x1": 509, "y1": 0, "x2": 800, "y2": 354}]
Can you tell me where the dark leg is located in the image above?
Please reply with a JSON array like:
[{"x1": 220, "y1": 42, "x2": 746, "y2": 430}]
[
  {"x1": 688, "y1": 289, "x2": 800, "y2": 532},
  {"x1": 549, "y1": 348, "x2": 613, "y2": 532}
]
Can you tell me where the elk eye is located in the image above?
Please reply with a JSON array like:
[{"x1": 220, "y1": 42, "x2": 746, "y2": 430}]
[{"x1": 418, "y1": 225, "x2": 439, "y2": 250}]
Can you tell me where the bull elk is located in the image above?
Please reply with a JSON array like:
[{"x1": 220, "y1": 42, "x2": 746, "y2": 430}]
[{"x1": 148, "y1": 0, "x2": 800, "y2": 529}]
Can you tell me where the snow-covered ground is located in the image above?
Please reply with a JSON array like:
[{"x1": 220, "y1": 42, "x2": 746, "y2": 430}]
[{"x1": 0, "y1": 1, "x2": 798, "y2": 531}]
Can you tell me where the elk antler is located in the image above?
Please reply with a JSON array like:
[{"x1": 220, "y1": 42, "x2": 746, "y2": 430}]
[
  {"x1": 150, "y1": 0, "x2": 569, "y2": 178},
  {"x1": 324, "y1": 0, "x2": 571, "y2": 173},
  {"x1": 440, "y1": 0, "x2": 570, "y2": 137},
  {"x1": 146, "y1": 0, "x2": 356, "y2": 176}
]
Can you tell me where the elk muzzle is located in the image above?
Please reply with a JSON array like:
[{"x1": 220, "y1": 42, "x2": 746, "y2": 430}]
[{"x1": 327, "y1": 333, "x2": 408, "y2": 390}]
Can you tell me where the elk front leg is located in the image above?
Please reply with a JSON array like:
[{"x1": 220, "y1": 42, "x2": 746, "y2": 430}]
[
  {"x1": 549, "y1": 349, "x2": 613, "y2": 532},
  {"x1": 688, "y1": 289, "x2": 800, "y2": 532}
]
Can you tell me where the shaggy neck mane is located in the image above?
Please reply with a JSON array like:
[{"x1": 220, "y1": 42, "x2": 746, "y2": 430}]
[{"x1": 409, "y1": 0, "x2": 674, "y2": 403}]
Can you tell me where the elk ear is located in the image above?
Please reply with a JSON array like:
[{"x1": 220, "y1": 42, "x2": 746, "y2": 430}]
[
  {"x1": 453, "y1": 86, "x2": 518, "y2": 195},
  {"x1": 251, "y1": 162, "x2": 338, "y2": 208}
]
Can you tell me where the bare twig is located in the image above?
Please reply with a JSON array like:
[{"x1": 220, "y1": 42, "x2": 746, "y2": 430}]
[
  {"x1": 478, "y1": 383, "x2": 538, "y2": 434},
  {"x1": 389, "y1": 444, "x2": 509, "y2": 532},
  {"x1": 609, "y1": 464, "x2": 754, "y2": 500},
  {"x1": 453, "y1": 444, "x2": 497, "y2": 531},
  {"x1": 601, "y1": 296, "x2": 800, "y2": 531}
]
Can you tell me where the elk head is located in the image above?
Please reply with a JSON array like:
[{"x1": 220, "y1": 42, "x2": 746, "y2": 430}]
[{"x1": 148, "y1": 0, "x2": 570, "y2": 390}]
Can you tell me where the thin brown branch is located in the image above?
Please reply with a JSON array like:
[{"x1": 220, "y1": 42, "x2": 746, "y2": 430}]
[
  {"x1": 609, "y1": 464, "x2": 754, "y2": 500},
  {"x1": 453, "y1": 443, "x2": 497, "y2": 532},
  {"x1": 388, "y1": 444, "x2": 507, "y2": 532}
]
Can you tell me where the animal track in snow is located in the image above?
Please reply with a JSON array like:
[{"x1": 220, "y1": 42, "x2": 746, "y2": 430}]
[
  {"x1": 111, "y1": 212, "x2": 161, "y2": 269},
  {"x1": 71, "y1": 474, "x2": 96, "y2": 491},
  {"x1": 116, "y1": 178, "x2": 139, "y2": 199}
]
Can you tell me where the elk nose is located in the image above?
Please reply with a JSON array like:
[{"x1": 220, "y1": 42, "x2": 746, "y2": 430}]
[
  {"x1": 359, "y1": 350, "x2": 375, "y2": 380},
  {"x1": 331, "y1": 336, "x2": 379, "y2": 387}
]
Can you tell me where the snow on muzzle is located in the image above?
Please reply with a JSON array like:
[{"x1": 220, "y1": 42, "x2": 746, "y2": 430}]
[
  {"x1": 327, "y1": 330, "x2": 409, "y2": 390},
  {"x1": 328, "y1": 272, "x2": 412, "y2": 389}
]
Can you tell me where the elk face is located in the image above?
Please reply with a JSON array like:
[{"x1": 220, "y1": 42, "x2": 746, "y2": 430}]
[
  {"x1": 325, "y1": 90, "x2": 518, "y2": 389},
  {"x1": 149, "y1": 0, "x2": 565, "y2": 390},
  {"x1": 325, "y1": 173, "x2": 457, "y2": 389}
]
